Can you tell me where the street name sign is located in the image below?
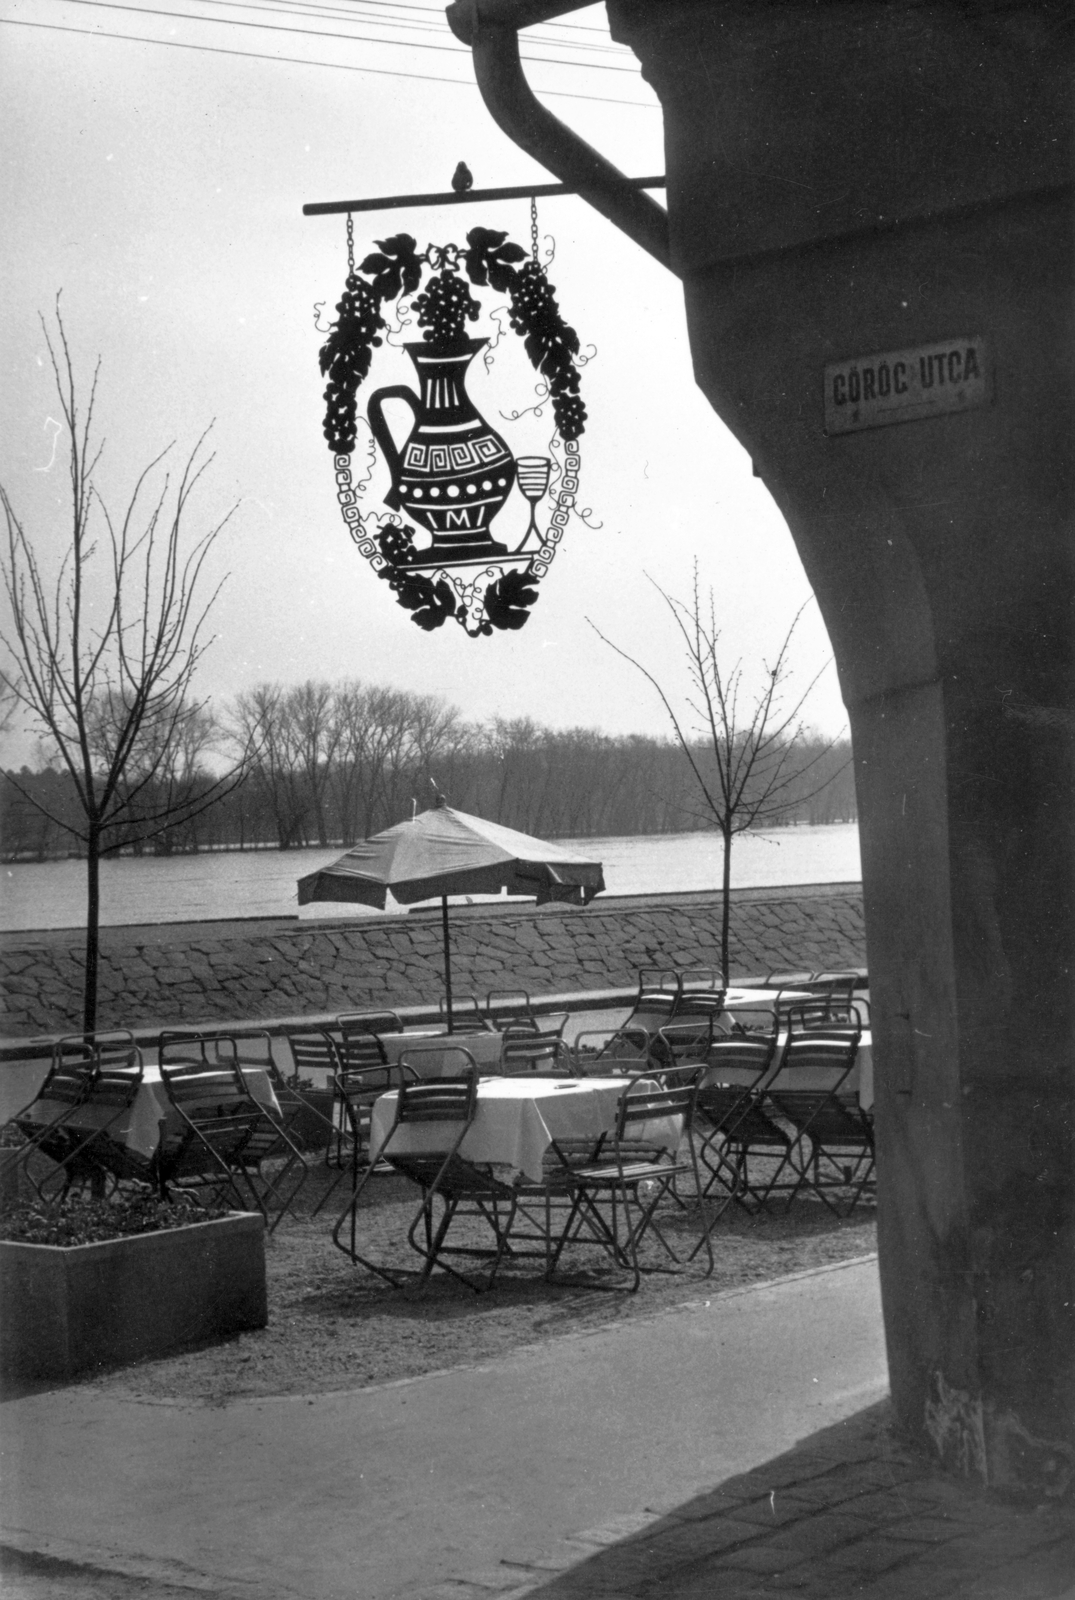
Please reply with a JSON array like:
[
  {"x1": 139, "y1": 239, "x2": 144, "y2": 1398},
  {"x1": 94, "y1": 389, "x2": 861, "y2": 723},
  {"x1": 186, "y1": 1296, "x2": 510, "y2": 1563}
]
[{"x1": 824, "y1": 336, "x2": 991, "y2": 434}]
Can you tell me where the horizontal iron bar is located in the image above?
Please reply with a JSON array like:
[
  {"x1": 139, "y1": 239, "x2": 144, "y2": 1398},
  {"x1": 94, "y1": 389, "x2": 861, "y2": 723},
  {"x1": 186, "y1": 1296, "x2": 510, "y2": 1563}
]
[{"x1": 303, "y1": 175, "x2": 665, "y2": 218}]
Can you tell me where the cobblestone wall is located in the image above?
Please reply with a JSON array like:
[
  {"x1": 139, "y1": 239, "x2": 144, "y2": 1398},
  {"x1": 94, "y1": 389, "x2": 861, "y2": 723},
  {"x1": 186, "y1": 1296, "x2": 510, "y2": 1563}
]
[{"x1": 0, "y1": 885, "x2": 866, "y2": 1038}]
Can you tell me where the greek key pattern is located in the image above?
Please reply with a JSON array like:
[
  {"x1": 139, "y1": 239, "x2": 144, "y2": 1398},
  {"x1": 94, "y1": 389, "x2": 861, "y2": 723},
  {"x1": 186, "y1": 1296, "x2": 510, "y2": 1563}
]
[
  {"x1": 332, "y1": 439, "x2": 582, "y2": 617},
  {"x1": 404, "y1": 435, "x2": 509, "y2": 473},
  {"x1": 530, "y1": 441, "x2": 581, "y2": 579}
]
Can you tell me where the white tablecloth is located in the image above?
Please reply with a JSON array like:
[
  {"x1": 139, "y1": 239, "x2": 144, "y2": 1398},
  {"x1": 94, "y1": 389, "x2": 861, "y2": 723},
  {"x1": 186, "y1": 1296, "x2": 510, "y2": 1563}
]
[
  {"x1": 22, "y1": 1064, "x2": 280, "y2": 1162},
  {"x1": 368, "y1": 1076, "x2": 682, "y2": 1187},
  {"x1": 702, "y1": 1031, "x2": 874, "y2": 1110},
  {"x1": 380, "y1": 1029, "x2": 505, "y2": 1076}
]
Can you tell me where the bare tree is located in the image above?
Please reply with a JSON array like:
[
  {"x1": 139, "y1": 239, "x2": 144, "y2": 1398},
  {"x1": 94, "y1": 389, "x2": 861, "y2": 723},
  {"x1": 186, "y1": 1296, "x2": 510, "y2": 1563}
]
[
  {"x1": 591, "y1": 566, "x2": 851, "y2": 983},
  {"x1": 232, "y1": 684, "x2": 310, "y2": 849},
  {"x1": 0, "y1": 306, "x2": 243, "y2": 1031}
]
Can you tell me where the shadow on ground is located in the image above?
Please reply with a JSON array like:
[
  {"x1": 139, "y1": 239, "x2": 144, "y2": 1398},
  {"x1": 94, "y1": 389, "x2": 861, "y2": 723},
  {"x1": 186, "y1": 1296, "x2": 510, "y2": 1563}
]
[{"x1": 506, "y1": 1402, "x2": 1074, "y2": 1600}]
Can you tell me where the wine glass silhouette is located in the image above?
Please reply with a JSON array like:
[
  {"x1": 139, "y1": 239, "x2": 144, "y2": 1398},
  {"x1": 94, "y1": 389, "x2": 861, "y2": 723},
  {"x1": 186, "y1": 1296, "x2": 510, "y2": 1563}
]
[{"x1": 515, "y1": 456, "x2": 552, "y2": 546}]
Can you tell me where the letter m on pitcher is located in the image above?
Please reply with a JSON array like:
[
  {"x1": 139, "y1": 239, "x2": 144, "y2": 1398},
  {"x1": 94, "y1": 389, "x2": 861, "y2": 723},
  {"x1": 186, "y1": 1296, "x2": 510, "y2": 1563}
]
[{"x1": 824, "y1": 336, "x2": 991, "y2": 434}]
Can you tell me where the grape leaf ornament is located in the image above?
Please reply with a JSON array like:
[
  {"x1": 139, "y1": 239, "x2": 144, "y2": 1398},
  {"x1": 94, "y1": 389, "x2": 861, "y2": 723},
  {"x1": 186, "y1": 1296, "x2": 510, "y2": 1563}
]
[{"x1": 318, "y1": 226, "x2": 587, "y2": 636}]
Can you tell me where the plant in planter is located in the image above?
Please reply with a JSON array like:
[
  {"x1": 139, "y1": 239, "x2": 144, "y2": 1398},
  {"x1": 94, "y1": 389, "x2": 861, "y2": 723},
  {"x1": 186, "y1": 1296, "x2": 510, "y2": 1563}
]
[
  {"x1": 319, "y1": 226, "x2": 587, "y2": 637},
  {"x1": 0, "y1": 1192, "x2": 266, "y2": 1390}
]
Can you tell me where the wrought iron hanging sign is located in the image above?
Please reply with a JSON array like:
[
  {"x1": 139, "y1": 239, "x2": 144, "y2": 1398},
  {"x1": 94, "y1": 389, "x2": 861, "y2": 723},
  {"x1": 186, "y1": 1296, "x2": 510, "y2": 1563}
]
[{"x1": 318, "y1": 211, "x2": 587, "y2": 637}]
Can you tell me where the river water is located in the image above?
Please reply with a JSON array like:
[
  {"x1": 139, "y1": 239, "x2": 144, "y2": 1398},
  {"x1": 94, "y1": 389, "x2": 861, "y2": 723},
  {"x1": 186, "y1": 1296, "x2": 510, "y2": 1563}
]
[{"x1": 0, "y1": 823, "x2": 861, "y2": 933}]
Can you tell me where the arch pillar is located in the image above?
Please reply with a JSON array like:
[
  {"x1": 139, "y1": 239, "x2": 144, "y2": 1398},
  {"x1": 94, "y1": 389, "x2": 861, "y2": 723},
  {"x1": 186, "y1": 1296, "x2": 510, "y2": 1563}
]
[{"x1": 610, "y1": 0, "x2": 1074, "y2": 1497}]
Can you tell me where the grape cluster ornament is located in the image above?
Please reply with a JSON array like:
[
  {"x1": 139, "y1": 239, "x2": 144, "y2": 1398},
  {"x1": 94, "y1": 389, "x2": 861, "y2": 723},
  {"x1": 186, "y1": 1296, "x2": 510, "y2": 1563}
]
[{"x1": 318, "y1": 220, "x2": 587, "y2": 636}]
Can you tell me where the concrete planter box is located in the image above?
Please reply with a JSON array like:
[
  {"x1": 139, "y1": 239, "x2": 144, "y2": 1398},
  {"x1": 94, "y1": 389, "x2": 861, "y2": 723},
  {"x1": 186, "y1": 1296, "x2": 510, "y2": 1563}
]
[{"x1": 0, "y1": 1211, "x2": 266, "y2": 1389}]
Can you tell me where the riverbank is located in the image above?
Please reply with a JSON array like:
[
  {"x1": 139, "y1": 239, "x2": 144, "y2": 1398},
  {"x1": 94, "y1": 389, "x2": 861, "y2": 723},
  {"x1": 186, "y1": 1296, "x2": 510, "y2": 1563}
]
[
  {"x1": 0, "y1": 823, "x2": 861, "y2": 932},
  {"x1": 0, "y1": 881, "x2": 866, "y2": 1038}
]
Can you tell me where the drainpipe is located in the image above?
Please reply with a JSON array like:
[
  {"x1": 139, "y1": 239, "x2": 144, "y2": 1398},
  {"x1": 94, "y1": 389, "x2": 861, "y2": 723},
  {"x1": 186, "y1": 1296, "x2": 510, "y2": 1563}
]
[{"x1": 445, "y1": 0, "x2": 672, "y2": 271}]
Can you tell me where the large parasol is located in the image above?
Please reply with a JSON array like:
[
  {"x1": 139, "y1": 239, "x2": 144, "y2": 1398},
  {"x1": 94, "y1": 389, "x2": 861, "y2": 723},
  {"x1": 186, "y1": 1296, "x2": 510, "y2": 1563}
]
[{"x1": 297, "y1": 798, "x2": 605, "y2": 1030}]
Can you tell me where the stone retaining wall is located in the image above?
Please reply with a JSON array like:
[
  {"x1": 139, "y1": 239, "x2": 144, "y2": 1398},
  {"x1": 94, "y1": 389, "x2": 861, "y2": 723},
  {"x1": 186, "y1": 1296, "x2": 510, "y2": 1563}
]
[{"x1": 0, "y1": 884, "x2": 866, "y2": 1038}]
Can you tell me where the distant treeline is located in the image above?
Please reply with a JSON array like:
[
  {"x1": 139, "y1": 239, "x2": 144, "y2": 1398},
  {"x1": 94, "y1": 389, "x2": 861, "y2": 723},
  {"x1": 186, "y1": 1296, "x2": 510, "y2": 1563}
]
[{"x1": 0, "y1": 679, "x2": 856, "y2": 860}]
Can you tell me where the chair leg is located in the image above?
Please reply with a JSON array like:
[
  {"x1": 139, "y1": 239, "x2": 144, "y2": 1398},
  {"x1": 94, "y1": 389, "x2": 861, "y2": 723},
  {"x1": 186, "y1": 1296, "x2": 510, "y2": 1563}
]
[
  {"x1": 404, "y1": 1193, "x2": 488, "y2": 1292},
  {"x1": 330, "y1": 1160, "x2": 409, "y2": 1286}
]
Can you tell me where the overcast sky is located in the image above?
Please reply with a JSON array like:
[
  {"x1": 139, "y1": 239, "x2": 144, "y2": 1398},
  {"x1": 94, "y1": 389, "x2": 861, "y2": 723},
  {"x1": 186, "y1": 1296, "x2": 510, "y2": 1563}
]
[{"x1": 1, "y1": 0, "x2": 849, "y2": 768}]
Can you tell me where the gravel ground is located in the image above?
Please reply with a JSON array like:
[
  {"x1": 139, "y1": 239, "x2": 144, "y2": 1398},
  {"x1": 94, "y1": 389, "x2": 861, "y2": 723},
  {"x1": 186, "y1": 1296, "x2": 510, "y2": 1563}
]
[{"x1": 87, "y1": 1165, "x2": 877, "y2": 1405}]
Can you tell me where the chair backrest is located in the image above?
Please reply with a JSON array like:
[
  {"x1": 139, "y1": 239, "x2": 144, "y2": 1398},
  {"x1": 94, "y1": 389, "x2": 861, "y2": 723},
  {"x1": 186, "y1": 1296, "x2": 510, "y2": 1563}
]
[
  {"x1": 284, "y1": 1028, "x2": 342, "y2": 1082},
  {"x1": 335, "y1": 1029, "x2": 389, "y2": 1073},
  {"x1": 42, "y1": 1030, "x2": 141, "y2": 1107},
  {"x1": 680, "y1": 967, "x2": 723, "y2": 994},
  {"x1": 615, "y1": 1072, "x2": 697, "y2": 1139},
  {"x1": 438, "y1": 995, "x2": 490, "y2": 1032},
  {"x1": 674, "y1": 989, "x2": 727, "y2": 1023},
  {"x1": 335, "y1": 1059, "x2": 413, "y2": 1106},
  {"x1": 398, "y1": 1044, "x2": 480, "y2": 1081},
  {"x1": 485, "y1": 990, "x2": 537, "y2": 1032},
  {"x1": 569, "y1": 1027, "x2": 651, "y2": 1074},
  {"x1": 778, "y1": 995, "x2": 835, "y2": 1031},
  {"x1": 83, "y1": 1043, "x2": 144, "y2": 1108},
  {"x1": 704, "y1": 1032, "x2": 778, "y2": 1085},
  {"x1": 501, "y1": 1028, "x2": 569, "y2": 1075},
  {"x1": 818, "y1": 977, "x2": 859, "y2": 1023},
  {"x1": 37, "y1": 1039, "x2": 100, "y2": 1106},
  {"x1": 395, "y1": 1068, "x2": 478, "y2": 1126},
  {"x1": 656, "y1": 1017, "x2": 714, "y2": 1066},
  {"x1": 207, "y1": 1029, "x2": 278, "y2": 1077},
  {"x1": 779, "y1": 1028, "x2": 860, "y2": 1086},
  {"x1": 337, "y1": 1010, "x2": 403, "y2": 1035},
  {"x1": 766, "y1": 969, "x2": 819, "y2": 989},
  {"x1": 158, "y1": 1035, "x2": 249, "y2": 1109},
  {"x1": 633, "y1": 968, "x2": 682, "y2": 1011}
]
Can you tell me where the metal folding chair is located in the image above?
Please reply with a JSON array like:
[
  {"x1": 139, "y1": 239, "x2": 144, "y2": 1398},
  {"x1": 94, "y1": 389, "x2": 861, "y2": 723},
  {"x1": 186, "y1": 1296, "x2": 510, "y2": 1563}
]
[
  {"x1": 547, "y1": 1071, "x2": 712, "y2": 1291},
  {"x1": 326, "y1": 1050, "x2": 421, "y2": 1212},
  {"x1": 157, "y1": 1035, "x2": 308, "y2": 1230},
  {"x1": 284, "y1": 1027, "x2": 349, "y2": 1170},
  {"x1": 690, "y1": 1032, "x2": 783, "y2": 1228},
  {"x1": 2, "y1": 1033, "x2": 143, "y2": 1203},
  {"x1": 437, "y1": 994, "x2": 494, "y2": 1032},
  {"x1": 55, "y1": 1042, "x2": 148, "y2": 1196},
  {"x1": 624, "y1": 968, "x2": 683, "y2": 1036},
  {"x1": 333, "y1": 1060, "x2": 513, "y2": 1290},
  {"x1": 194, "y1": 1028, "x2": 340, "y2": 1212},
  {"x1": 765, "y1": 1028, "x2": 874, "y2": 1215},
  {"x1": 484, "y1": 989, "x2": 538, "y2": 1032}
]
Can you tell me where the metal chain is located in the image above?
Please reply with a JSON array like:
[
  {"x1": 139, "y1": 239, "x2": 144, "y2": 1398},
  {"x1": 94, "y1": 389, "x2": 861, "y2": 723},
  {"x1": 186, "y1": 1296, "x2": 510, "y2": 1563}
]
[
  {"x1": 346, "y1": 212, "x2": 355, "y2": 276},
  {"x1": 530, "y1": 195, "x2": 539, "y2": 264}
]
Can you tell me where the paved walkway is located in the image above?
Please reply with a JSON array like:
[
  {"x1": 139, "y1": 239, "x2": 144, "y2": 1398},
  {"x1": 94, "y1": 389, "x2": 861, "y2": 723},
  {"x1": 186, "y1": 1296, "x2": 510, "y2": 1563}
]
[{"x1": 1, "y1": 1258, "x2": 1070, "y2": 1600}]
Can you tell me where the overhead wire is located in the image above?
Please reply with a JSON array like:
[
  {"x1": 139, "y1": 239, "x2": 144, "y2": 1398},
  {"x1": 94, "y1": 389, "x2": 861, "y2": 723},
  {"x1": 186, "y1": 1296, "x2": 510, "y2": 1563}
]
[
  {"x1": 237, "y1": 0, "x2": 630, "y2": 54},
  {"x1": 2, "y1": 13, "x2": 657, "y2": 105},
  {"x1": 50, "y1": 0, "x2": 643, "y2": 71},
  {"x1": 329, "y1": 0, "x2": 617, "y2": 34}
]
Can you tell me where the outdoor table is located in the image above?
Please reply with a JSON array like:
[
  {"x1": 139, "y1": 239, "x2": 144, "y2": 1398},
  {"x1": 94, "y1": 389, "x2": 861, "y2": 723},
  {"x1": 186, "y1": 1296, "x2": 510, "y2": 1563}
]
[
  {"x1": 379, "y1": 1029, "x2": 506, "y2": 1076},
  {"x1": 718, "y1": 987, "x2": 814, "y2": 1026},
  {"x1": 368, "y1": 1075, "x2": 683, "y2": 1188},
  {"x1": 19, "y1": 1062, "x2": 281, "y2": 1164},
  {"x1": 701, "y1": 1029, "x2": 874, "y2": 1110}
]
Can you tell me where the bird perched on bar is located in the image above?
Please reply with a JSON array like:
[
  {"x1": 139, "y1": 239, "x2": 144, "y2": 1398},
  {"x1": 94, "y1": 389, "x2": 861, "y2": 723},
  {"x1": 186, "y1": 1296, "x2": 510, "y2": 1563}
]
[{"x1": 452, "y1": 162, "x2": 474, "y2": 194}]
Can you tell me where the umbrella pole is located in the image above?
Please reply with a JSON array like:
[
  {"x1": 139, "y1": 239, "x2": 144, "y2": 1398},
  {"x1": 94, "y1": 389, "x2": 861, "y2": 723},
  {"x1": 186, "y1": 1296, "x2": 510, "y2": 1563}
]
[{"x1": 441, "y1": 895, "x2": 454, "y2": 1034}]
